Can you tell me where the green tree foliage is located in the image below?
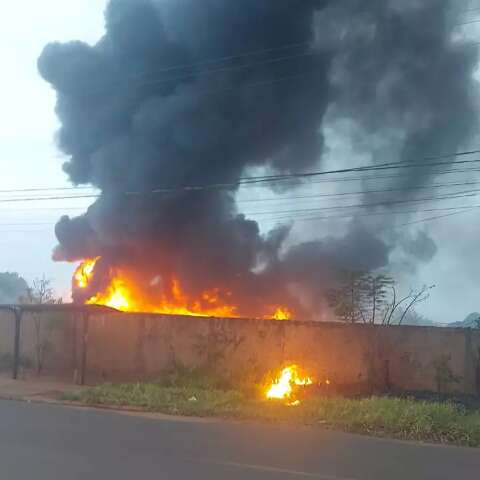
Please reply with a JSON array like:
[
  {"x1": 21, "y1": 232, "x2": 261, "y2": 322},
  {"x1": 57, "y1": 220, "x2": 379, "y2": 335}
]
[
  {"x1": 328, "y1": 271, "x2": 432, "y2": 326},
  {"x1": 362, "y1": 274, "x2": 395, "y2": 324},
  {"x1": 327, "y1": 271, "x2": 367, "y2": 323},
  {"x1": 0, "y1": 272, "x2": 28, "y2": 304}
]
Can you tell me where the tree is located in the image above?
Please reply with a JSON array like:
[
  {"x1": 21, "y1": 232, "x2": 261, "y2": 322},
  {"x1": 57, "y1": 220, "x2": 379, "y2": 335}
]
[
  {"x1": 328, "y1": 271, "x2": 433, "y2": 327},
  {"x1": 0, "y1": 272, "x2": 28, "y2": 304},
  {"x1": 327, "y1": 271, "x2": 367, "y2": 323},
  {"x1": 20, "y1": 276, "x2": 59, "y2": 306},
  {"x1": 450, "y1": 313, "x2": 480, "y2": 329},
  {"x1": 328, "y1": 271, "x2": 395, "y2": 324},
  {"x1": 19, "y1": 276, "x2": 62, "y2": 375},
  {"x1": 383, "y1": 284, "x2": 435, "y2": 326},
  {"x1": 362, "y1": 274, "x2": 395, "y2": 324}
]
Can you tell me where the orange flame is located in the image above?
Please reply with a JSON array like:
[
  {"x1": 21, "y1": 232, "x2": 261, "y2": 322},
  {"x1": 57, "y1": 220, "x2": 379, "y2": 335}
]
[
  {"x1": 270, "y1": 307, "x2": 292, "y2": 320},
  {"x1": 266, "y1": 364, "x2": 313, "y2": 405},
  {"x1": 75, "y1": 259, "x2": 238, "y2": 317},
  {"x1": 87, "y1": 277, "x2": 131, "y2": 311},
  {"x1": 74, "y1": 257, "x2": 99, "y2": 289},
  {"x1": 74, "y1": 257, "x2": 293, "y2": 319}
]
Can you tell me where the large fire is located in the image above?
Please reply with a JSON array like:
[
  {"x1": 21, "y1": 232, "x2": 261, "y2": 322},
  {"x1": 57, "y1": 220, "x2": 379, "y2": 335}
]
[
  {"x1": 270, "y1": 307, "x2": 292, "y2": 321},
  {"x1": 73, "y1": 257, "x2": 99, "y2": 289},
  {"x1": 73, "y1": 257, "x2": 293, "y2": 319},
  {"x1": 266, "y1": 365, "x2": 313, "y2": 405}
]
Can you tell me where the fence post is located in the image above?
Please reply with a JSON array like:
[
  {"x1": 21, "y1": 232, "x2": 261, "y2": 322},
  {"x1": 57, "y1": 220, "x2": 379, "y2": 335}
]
[
  {"x1": 12, "y1": 308, "x2": 22, "y2": 380},
  {"x1": 80, "y1": 312, "x2": 89, "y2": 386},
  {"x1": 72, "y1": 313, "x2": 78, "y2": 384}
]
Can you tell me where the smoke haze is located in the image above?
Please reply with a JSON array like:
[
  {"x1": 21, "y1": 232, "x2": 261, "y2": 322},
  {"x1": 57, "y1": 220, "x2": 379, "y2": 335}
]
[{"x1": 38, "y1": 0, "x2": 479, "y2": 318}]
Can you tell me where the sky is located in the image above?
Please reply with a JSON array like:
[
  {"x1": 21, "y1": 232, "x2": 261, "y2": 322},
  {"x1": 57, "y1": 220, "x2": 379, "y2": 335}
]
[
  {"x1": 0, "y1": 1, "x2": 108, "y2": 299},
  {"x1": 0, "y1": 0, "x2": 479, "y2": 323}
]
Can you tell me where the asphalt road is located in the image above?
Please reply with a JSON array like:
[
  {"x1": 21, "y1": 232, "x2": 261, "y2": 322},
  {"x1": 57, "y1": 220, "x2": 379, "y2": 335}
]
[{"x1": 0, "y1": 400, "x2": 478, "y2": 480}]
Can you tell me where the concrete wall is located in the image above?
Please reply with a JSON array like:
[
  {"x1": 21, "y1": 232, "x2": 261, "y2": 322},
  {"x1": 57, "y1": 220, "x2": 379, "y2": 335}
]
[{"x1": 0, "y1": 310, "x2": 479, "y2": 395}]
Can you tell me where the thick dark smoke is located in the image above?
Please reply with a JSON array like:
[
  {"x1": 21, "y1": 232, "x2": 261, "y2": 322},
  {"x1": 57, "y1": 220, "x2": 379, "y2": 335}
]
[
  {"x1": 38, "y1": 0, "x2": 478, "y2": 318},
  {"x1": 318, "y1": 0, "x2": 478, "y2": 191}
]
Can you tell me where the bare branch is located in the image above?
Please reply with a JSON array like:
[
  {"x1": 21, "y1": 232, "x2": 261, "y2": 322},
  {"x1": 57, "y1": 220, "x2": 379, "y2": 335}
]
[{"x1": 398, "y1": 285, "x2": 435, "y2": 325}]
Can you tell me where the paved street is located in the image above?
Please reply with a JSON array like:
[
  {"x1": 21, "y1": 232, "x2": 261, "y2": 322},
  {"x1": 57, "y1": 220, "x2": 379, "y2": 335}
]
[{"x1": 0, "y1": 399, "x2": 478, "y2": 479}]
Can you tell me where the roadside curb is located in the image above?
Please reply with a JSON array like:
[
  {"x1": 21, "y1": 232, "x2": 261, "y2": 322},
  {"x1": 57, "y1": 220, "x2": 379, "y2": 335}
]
[
  {"x1": 0, "y1": 392, "x2": 221, "y2": 424},
  {"x1": 0, "y1": 391, "x2": 477, "y2": 451}
]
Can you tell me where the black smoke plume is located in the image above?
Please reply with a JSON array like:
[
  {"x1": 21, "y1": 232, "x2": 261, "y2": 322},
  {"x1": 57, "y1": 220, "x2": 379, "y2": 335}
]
[{"x1": 38, "y1": 0, "x2": 478, "y2": 318}]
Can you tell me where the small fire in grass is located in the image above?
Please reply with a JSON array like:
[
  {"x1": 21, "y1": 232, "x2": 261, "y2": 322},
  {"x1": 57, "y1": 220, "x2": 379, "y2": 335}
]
[
  {"x1": 265, "y1": 365, "x2": 331, "y2": 406},
  {"x1": 266, "y1": 364, "x2": 313, "y2": 406}
]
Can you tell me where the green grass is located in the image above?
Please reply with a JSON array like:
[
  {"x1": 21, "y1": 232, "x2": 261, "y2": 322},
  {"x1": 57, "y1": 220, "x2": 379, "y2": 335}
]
[{"x1": 61, "y1": 369, "x2": 480, "y2": 448}]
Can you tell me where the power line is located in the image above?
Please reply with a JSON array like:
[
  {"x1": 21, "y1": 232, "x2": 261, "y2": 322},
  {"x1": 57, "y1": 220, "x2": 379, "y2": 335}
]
[
  {"x1": 2, "y1": 166, "x2": 480, "y2": 210},
  {"x1": 455, "y1": 18, "x2": 480, "y2": 26},
  {"x1": 460, "y1": 6, "x2": 480, "y2": 14},
  {"x1": 63, "y1": 45, "x2": 320, "y2": 98},
  {"x1": 1, "y1": 188, "x2": 479, "y2": 231},
  {"x1": 235, "y1": 166, "x2": 480, "y2": 191},
  {"x1": 244, "y1": 190, "x2": 480, "y2": 217},
  {"x1": 423, "y1": 148, "x2": 480, "y2": 160},
  {"x1": 0, "y1": 223, "x2": 53, "y2": 226},
  {"x1": 399, "y1": 209, "x2": 474, "y2": 227},
  {"x1": 1, "y1": 207, "x2": 477, "y2": 230},
  {"x1": 56, "y1": 19, "x2": 480, "y2": 100},
  {"x1": 129, "y1": 41, "x2": 312, "y2": 76},
  {"x1": 50, "y1": 4, "x2": 480, "y2": 85},
  {"x1": 46, "y1": 11, "x2": 480, "y2": 102},
  {"x1": 0, "y1": 206, "x2": 86, "y2": 213},
  {"x1": 11, "y1": 204, "x2": 472, "y2": 229},
  {"x1": 4, "y1": 162, "x2": 480, "y2": 197},
  {"x1": 0, "y1": 186, "x2": 95, "y2": 194},
  {"x1": 0, "y1": 179, "x2": 478, "y2": 218},
  {"x1": 0, "y1": 194, "x2": 98, "y2": 204},
  {"x1": 2, "y1": 156, "x2": 480, "y2": 203},
  {"x1": 0, "y1": 229, "x2": 53, "y2": 233},
  {"x1": 135, "y1": 51, "x2": 318, "y2": 89},
  {"x1": 236, "y1": 179, "x2": 480, "y2": 203},
  {"x1": 5, "y1": 177, "x2": 480, "y2": 206},
  {"x1": 168, "y1": 150, "x2": 480, "y2": 188},
  {"x1": 71, "y1": 53, "x2": 322, "y2": 100},
  {"x1": 60, "y1": 32, "x2": 480, "y2": 111},
  {"x1": 258, "y1": 204, "x2": 480, "y2": 225},
  {"x1": 5, "y1": 189, "x2": 479, "y2": 225},
  {"x1": 152, "y1": 68, "x2": 321, "y2": 99}
]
